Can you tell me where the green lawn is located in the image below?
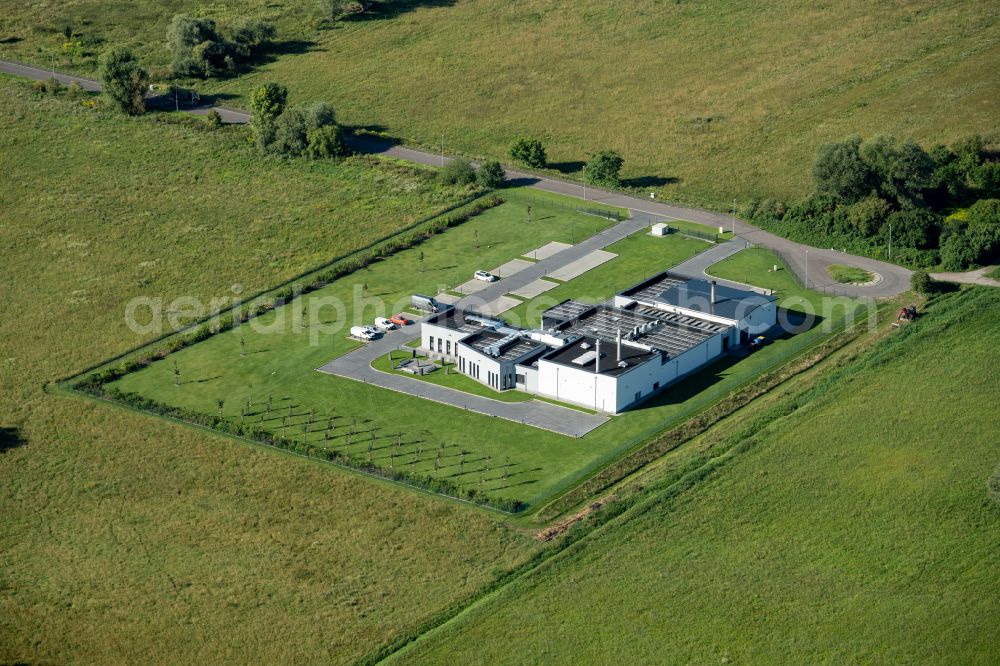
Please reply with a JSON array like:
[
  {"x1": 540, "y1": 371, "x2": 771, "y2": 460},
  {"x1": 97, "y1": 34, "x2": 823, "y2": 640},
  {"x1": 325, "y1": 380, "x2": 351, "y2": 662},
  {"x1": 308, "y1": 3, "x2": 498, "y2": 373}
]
[
  {"x1": 392, "y1": 287, "x2": 1000, "y2": 664},
  {"x1": 987, "y1": 265, "x2": 1000, "y2": 280},
  {"x1": 828, "y1": 263, "x2": 876, "y2": 284},
  {"x1": 504, "y1": 230, "x2": 712, "y2": 328},
  {"x1": 0, "y1": 78, "x2": 539, "y2": 665}
]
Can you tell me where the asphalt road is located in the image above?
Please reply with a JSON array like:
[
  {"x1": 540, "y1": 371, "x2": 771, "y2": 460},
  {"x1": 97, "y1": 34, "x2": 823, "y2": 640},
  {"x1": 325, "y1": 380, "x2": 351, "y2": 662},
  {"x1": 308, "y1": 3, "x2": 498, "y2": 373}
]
[{"x1": 0, "y1": 58, "x2": 912, "y2": 297}]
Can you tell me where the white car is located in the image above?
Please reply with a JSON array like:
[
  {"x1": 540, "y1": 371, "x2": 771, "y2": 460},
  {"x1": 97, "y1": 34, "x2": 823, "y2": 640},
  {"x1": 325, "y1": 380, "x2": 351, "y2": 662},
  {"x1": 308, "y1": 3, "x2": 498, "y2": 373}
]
[
  {"x1": 374, "y1": 317, "x2": 397, "y2": 331},
  {"x1": 474, "y1": 270, "x2": 498, "y2": 282},
  {"x1": 350, "y1": 325, "x2": 379, "y2": 340}
]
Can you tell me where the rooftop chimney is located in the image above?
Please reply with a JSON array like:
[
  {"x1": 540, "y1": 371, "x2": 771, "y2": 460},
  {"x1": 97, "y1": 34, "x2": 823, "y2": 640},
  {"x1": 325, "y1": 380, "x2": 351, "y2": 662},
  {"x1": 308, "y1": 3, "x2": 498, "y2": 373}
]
[
  {"x1": 710, "y1": 280, "x2": 717, "y2": 306},
  {"x1": 594, "y1": 339, "x2": 600, "y2": 375},
  {"x1": 616, "y1": 328, "x2": 622, "y2": 362}
]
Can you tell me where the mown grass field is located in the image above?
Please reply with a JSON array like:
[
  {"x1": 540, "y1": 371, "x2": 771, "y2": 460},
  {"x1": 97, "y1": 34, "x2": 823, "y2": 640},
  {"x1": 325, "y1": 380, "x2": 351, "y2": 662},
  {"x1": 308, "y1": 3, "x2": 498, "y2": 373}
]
[
  {"x1": 4, "y1": 0, "x2": 996, "y2": 206},
  {"x1": 391, "y1": 287, "x2": 1000, "y2": 664},
  {"x1": 0, "y1": 78, "x2": 541, "y2": 664}
]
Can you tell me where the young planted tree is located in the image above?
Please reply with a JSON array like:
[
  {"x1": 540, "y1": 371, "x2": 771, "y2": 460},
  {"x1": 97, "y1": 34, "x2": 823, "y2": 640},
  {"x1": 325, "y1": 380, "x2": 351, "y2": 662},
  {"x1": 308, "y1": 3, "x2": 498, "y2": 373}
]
[
  {"x1": 216, "y1": 398, "x2": 225, "y2": 418},
  {"x1": 98, "y1": 47, "x2": 148, "y2": 115}
]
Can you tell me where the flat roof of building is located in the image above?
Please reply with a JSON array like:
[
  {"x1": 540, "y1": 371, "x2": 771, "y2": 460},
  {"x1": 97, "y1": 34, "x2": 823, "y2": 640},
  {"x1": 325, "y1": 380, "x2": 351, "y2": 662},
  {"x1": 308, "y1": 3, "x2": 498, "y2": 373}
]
[
  {"x1": 620, "y1": 271, "x2": 776, "y2": 321},
  {"x1": 619, "y1": 272, "x2": 689, "y2": 302},
  {"x1": 461, "y1": 329, "x2": 548, "y2": 364},
  {"x1": 544, "y1": 301, "x2": 727, "y2": 358},
  {"x1": 542, "y1": 335, "x2": 658, "y2": 377},
  {"x1": 425, "y1": 308, "x2": 508, "y2": 335},
  {"x1": 655, "y1": 278, "x2": 776, "y2": 321}
]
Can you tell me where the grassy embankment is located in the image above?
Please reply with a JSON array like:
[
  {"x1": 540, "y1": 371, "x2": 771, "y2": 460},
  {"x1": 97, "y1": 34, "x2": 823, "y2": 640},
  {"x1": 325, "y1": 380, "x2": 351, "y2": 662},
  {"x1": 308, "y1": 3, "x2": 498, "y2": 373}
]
[
  {"x1": 391, "y1": 286, "x2": 1000, "y2": 664},
  {"x1": 0, "y1": 77, "x2": 540, "y2": 665}
]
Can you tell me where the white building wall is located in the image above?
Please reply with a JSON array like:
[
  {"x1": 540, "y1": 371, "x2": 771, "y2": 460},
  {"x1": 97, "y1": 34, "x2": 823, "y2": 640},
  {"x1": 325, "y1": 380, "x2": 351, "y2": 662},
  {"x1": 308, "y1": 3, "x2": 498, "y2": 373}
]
[
  {"x1": 517, "y1": 365, "x2": 539, "y2": 393},
  {"x1": 421, "y1": 322, "x2": 469, "y2": 359},
  {"x1": 739, "y1": 301, "x2": 777, "y2": 336}
]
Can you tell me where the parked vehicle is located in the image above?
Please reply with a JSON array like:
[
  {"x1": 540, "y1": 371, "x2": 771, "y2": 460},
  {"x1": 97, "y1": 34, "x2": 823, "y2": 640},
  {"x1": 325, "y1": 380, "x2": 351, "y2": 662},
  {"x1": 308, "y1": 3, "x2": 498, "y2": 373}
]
[
  {"x1": 474, "y1": 270, "x2": 498, "y2": 282},
  {"x1": 374, "y1": 317, "x2": 397, "y2": 331},
  {"x1": 748, "y1": 335, "x2": 767, "y2": 351},
  {"x1": 350, "y1": 325, "x2": 378, "y2": 340},
  {"x1": 390, "y1": 314, "x2": 413, "y2": 326}
]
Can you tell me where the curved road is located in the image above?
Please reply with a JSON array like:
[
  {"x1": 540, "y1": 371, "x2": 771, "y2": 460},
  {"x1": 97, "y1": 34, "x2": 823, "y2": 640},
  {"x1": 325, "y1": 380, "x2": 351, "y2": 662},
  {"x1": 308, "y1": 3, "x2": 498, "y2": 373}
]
[{"x1": 1, "y1": 58, "x2": 911, "y2": 297}]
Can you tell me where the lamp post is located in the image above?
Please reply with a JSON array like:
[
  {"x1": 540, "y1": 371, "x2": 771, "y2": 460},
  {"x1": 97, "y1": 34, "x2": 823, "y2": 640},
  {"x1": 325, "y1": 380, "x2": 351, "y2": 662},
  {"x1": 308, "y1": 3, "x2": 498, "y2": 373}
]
[
  {"x1": 583, "y1": 166, "x2": 587, "y2": 201},
  {"x1": 888, "y1": 223, "x2": 892, "y2": 260},
  {"x1": 804, "y1": 250, "x2": 809, "y2": 289},
  {"x1": 732, "y1": 198, "x2": 736, "y2": 235}
]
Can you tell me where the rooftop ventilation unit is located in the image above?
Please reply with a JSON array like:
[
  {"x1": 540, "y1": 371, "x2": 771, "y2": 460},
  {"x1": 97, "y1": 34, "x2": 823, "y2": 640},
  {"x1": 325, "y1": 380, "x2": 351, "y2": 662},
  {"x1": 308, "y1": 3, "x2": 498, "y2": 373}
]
[
  {"x1": 580, "y1": 342, "x2": 591, "y2": 350},
  {"x1": 618, "y1": 361, "x2": 628, "y2": 369},
  {"x1": 483, "y1": 332, "x2": 521, "y2": 357}
]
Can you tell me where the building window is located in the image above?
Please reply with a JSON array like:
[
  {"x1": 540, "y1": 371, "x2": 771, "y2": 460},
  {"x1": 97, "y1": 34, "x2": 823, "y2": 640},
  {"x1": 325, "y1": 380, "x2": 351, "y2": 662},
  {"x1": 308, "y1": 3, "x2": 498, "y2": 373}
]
[
  {"x1": 438, "y1": 338, "x2": 443, "y2": 352},
  {"x1": 653, "y1": 382, "x2": 660, "y2": 390},
  {"x1": 429, "y1": 335, "x2": 434, "y2": 350},
  {"x1": 446, "y1": 340, "x2": 451, "y2": 355}
]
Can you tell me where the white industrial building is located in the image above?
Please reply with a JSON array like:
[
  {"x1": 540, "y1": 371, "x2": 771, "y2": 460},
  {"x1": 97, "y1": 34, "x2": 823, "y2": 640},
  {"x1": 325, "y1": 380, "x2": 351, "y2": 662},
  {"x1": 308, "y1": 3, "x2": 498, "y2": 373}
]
[{"x1": 418, "y1": 272, "x2": 777, "y2": 414}]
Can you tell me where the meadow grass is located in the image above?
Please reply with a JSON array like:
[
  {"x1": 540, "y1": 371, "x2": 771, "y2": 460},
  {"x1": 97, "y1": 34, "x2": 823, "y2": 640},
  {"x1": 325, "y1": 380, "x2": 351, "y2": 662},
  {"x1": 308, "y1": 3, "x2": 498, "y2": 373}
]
[
  {"x1": 391, "y1": 287, "x2": 1000, "y2": 664},
  {"x1": 0, "y1": 77, "x2": 541, "y2": 664},
  {"x1": 2, "y1": 1, "x2": 996, "y2": 207}
]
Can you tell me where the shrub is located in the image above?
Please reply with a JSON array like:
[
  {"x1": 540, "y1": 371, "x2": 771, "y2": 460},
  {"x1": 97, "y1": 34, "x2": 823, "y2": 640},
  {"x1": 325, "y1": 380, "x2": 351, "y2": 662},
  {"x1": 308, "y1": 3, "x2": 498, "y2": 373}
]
[
  {"x1": 270, "y1": 102, "x2": 337, "y2": 156},
  {"x1": 65, "y1": 80, "x2": 84, "y2": 98},
  {"x1": 306, "y1": 124, "x2": 348, "y2": 159},
  {"x1": 202, "y1": 109, "x2": 222, "y2": 129},
  {"x1": 586, "y1": 149, "x2": 625, "y2": 187},
  {"x1": 476, "y1": 160, "x2": 505, "y2": 189},
  {"x1": 167, "y1": 14, "x2": 275, "y2": 78},
  {"x1": 910, "y1": 270, "x2": 934, "y2": 295},
  {"x1": 98, "y1": 47, "x2": 148, "y2": 115},
  {"x1": 438, "y1": 157, "x2": 476, "y2": 185},
  {"x1": 509, "y1": 137, "x2": 546, "y2": 168}
]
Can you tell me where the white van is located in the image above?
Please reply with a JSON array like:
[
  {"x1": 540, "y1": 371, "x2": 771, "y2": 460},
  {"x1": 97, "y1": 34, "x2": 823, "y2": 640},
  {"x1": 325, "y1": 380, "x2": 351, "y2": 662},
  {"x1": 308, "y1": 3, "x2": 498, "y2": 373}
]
[
  {"x1": 350, "y1": 326, "x2": 378, "y2": 340},
  {"x1": 374, "y1": 317, "x2": 397, "y2": 331}
]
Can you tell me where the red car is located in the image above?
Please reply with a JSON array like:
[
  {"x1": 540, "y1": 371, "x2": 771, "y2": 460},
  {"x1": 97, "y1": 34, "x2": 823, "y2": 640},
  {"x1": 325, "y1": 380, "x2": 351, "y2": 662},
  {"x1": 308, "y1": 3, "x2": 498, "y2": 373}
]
[{"x1": 390, "y1": 314, "x2": 413, "y2": 326}]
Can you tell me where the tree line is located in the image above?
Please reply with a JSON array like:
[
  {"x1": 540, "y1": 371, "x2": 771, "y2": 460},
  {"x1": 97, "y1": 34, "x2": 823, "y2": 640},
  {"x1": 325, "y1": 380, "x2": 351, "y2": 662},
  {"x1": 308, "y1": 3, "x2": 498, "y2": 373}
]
[{"x1": 747, "y1": 134, "x2": 1000, "y2": 270}]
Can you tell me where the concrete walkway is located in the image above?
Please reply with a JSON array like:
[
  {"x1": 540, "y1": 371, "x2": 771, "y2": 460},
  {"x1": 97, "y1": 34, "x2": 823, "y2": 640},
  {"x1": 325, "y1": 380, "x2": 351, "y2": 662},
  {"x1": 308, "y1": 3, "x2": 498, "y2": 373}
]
[{"x1": 931, "y1": 266, "x2": 1000, "y2": 287}]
